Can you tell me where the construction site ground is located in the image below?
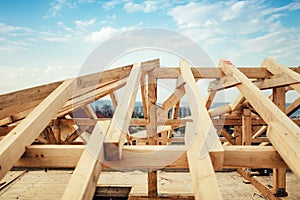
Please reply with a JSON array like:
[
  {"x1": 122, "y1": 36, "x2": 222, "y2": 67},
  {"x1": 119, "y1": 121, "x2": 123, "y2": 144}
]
[{"x1": 0, "y1": 169, "x2": 299, "y2": 200}]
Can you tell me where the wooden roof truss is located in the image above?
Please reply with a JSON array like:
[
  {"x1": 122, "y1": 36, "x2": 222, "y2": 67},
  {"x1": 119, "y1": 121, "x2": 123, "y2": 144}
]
[{"x1": 0, "y1": 58, "x2": 299, "y2": 199}]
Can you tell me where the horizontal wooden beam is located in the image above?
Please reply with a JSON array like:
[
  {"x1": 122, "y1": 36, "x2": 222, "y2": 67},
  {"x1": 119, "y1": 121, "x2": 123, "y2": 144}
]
[
  {"x1": 128, "y1": 195, "x2": 194, "y2": 200},
  {"x1": 156, "y1": 67, "x2": 274, "y2": 79},
  {"x1": 15, "y1": 145, "x2": 287, "y2": 169}
]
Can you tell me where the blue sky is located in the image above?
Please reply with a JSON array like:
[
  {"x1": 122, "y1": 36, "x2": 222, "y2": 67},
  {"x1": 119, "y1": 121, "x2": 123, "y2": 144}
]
[{"x1": 0, "y1": 0, "x2": 300, "y2": 98}]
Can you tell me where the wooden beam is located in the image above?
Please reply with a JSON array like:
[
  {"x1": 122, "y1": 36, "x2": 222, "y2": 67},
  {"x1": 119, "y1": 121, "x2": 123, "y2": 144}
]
[
  {"x1": 109, "y1": 92, "x2": 119, "y2": 109},
  {"x1": 179, "y1": 59, "x2": 222, "y2": 199},
  {"x1": 252, "y1": 126, "x2": 267, "y2": 138},
  {"x1": 208, "y1": 104, "x2": 231, "y2": 118},
  {"x1": 208, "y1": 74, "x2": 241, "y2": 91},
  {"x1": 262, "y1": 58, "x2": 300, "y2": 93},
  {"x1": 159, "y1": 84, "x2": 185, "y2": 115},
  {"x1": 205, "y1": 91, "x2": 216, "y2": 109},
  {"x1": 0, "y1": 81, "x2": 62, "y2": 120},
  {"x1": 128, "y1": 195, "x2": 194, "y2": 200},
  {"x1": 220, "y1": 128, "x2": 235, "y2": 145},
  {"x1": 62, "y1": 121, "x2": 107, "y2": 200},
  {"x1": 140, "y1": 72, "x2": 148, "y2": 119},
  {"x1": 15, "y1": 145, "x2": 287, "y2": 169},
  {"x1": 58, "y1": 78, "x2": 127, "y2": 117},
  {"x1": 242, "y1": 109, "x2": 251, "y2": 145},
  {"x1": 147, "y1": 62, "x2": 159, "y2": 197},
  {"x1": 0, "y1": 79, "x2": 74, "y2": 180},
  {"x1": 156, "y1": 67, "x2": 273, "y2": 79},
  {"x1": 104, "y1": 63, "x2": 142, "y2": 160},
  {"x1": 286, "y1": 97, "x2": 300, "y2": 116},
  {"x1": 221, "y1": 59, "x2": 300, "y2": 179},
  {"x1": 147, "y1": 67, "x2": 158, "y2": 142},
  {"x1": 272, "y1": 87, "x2": 287, "y2": 196},
  {"x1": 253, "y1": 73, "x2": 299, "y2": 90},
  {"x1": 237, "y1": 169, "x2": 280, "y2": 200}
]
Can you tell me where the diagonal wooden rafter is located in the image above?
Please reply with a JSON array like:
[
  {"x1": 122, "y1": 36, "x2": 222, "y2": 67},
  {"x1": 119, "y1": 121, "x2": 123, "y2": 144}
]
[
  {"x1": 221, "y1": 59, "x2": 300, "y2": 179},
  {"x1": 0, "y1": 78, "x2": 75, "y2": 180},
  {"x1": 0, "y1": 81, "x2": 62, "y2": 120},
  {"x1": 62, "y1": 121, "x2": 110, "y2": 200},
  {"x1": 179, "y1": 58, "x2": 223, "y2": 200},
  {"x1": 104, "y1": 63, "x2": 142, "y2": 160}
]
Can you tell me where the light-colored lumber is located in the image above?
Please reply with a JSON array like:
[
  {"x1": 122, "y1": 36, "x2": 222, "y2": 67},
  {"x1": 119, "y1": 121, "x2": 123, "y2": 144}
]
[
  {"x1": 147, "y1": 68, "x2": 158, "y2": 142},
  {"x1": 140, "y1": 72, "x2": 148, "y2": 119},
  {"x1": 208, "y1": 74, "x2": 241, "y2": 91},
  {"x1": 286, "y1": 97, "x2": 300, "y2": 116},
  {"x1": 0, "y1": 78, "x2": 74, "y2": 180},
  {"x1": 15, "y1": 145, "x2": 287, "y2": 169},
  {"x1": 242, "y1": 109, "x2": 251, "y2": 145},
  {"x1": 156, "y1": 67, "x2": 274, "y2": 79},
  {"x1": 220, "y1": 128, "x2": 235, "y2": 145},
  {"x1": 58, "y1": 78, "x2": 127, "y2": 117},
  {"x1": 146, "y1": 63, "x2": 159, "y2": 197},
  {"x1": 158, "y1": 84, "x2": 185, "y2": 117},
  {"x1": 104, "y1": 63, "x2": 142, "y2": 160},
  {"x1": 0, "y1": 81, "x2": 61, "y2": 120},
  {"x1": 262, "y1": 58, "x2": 300, "y2": 92},
  {"x1": 208, "y1": 104, "x2": 231, "y2": 118},
  {"x1": 179, "y1": 58, "x2": 222, "y2": 200},
  {"x1": 254, "y1": 73, "x2": 299, "y2": 90},
  {"x1": 252, "y1": 126, "x2": 267, "y2": 138},
  {"x1": 205, "y1": 91, "x2": 216, "y2": 109},
  {"x1": 62, "y1": 121, "x2": 107, "y2": 200},
  {"x1": 272, "y1": 87, "x2": 287, "y2": 195},
  {"x1": 109, "y1": 92, "x2": 119, "y2": 109},
  {"x1": 237, "y1": 169, "x2": 280, "y2": 200},
  {"x1": 221, "y1": 59, "x2": 300, "y2": 179},
  {"x1": 128, "y1": 195, "x2": 194, "y2": 200}
]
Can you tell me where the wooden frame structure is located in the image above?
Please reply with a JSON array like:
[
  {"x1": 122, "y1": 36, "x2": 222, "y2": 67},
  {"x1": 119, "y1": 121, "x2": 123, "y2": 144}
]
[{"x1": 0, "y1": 58, "x2": 299, "y2": 199}]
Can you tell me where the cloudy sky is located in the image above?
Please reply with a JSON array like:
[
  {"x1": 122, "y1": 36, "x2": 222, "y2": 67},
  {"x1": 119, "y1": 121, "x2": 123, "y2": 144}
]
[{"x1": 0, "y1": 0, "x2": 299, "y2": 95}]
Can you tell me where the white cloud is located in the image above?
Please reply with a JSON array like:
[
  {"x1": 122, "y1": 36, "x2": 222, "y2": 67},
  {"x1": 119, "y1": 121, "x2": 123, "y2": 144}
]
[
  {"x1": 83, "y1": 26, "x2": 135, "y2": 43},
  {"x1": 168, "y1": 1, "x2": 300, "y2": 65},
  {"x1": 102, "y1": 0, "x2": 124, "y2": 10},
  {"x1": 75, "y1": 18, "x2": 96, "y2": 29},
  {"x1": 44, "y1": 0, "x2": 77, "y2": 18},
  {"x1": 0, "y1": 64, "x2": 80, "y2": 94},
  {"x1": 124, "y1": 1, "x2": 158, "y2": 13},
  {"x1": 0, "y1": 45, "x2": 27, "y2": 52},
  {"x1": 0, "y1": 23, "x2": 31, "y2": 34},
  {"x1": 288, "y1": 2, "x2": 300, "y2": 10},
  {"x1": 83, "y1": 26, "x2": 117, "y2": 43}
]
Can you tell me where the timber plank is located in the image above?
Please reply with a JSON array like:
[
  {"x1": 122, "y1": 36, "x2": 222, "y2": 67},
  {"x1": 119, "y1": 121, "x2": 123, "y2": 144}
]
[{"x1": 180, "y1": 59, "x2": 222, "y2": 199}]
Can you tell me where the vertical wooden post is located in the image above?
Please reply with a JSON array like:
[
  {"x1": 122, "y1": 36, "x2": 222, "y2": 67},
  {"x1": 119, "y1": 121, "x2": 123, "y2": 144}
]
[
  {"x1": 242, "y1": 109, "x2": 251, "y2": 145},
  {"x1": 234, "y1": 126, "x2": 242, "y2": 145},
  {"x1": 53, "y1": 119, "x2": 61, "y2": 144},
  {"x1": 147, "y1": 67, "x2": 158, "y2": 197},
  {"x1": 272, "y1": 87, "x2": 287, "y2": 197}
]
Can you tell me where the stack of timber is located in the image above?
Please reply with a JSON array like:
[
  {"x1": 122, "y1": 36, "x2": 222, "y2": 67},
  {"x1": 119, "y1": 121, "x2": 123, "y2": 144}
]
[{"x1": 0, "y1": 58, "x2": 299, "y2": 200}]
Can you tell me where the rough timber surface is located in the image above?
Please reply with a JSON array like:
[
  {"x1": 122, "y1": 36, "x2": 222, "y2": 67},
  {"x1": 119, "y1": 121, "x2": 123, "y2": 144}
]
[{"x1": 0, "y1": 170, "x2": 299, "y2": 200}]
